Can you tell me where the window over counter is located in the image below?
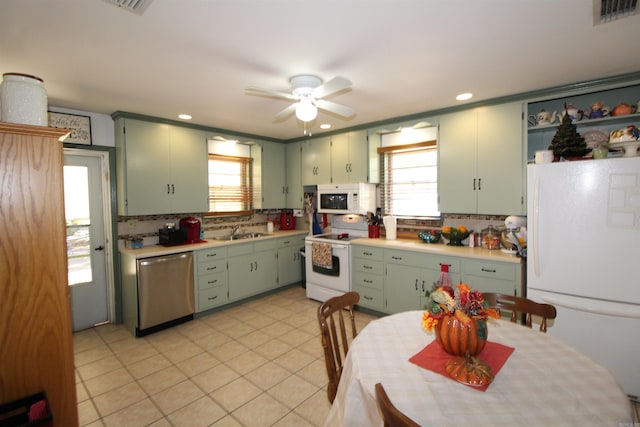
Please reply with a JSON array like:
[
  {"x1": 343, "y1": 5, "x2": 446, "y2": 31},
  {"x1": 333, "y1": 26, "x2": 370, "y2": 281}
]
[
  {"x1": 378, "y1": 140, "x2": 439, "y2": 218},
  {"x1": 207, "y1": 138, "x2": 254, "y2": 215}
]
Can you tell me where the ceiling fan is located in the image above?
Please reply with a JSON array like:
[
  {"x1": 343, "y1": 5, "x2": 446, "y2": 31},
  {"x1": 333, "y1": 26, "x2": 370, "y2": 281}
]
[{"x1": 246, "y1": 75, "x2": 355, "y2": 123}]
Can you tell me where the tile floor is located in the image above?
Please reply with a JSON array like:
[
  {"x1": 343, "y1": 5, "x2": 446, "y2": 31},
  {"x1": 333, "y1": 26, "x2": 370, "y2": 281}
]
[
  {"x1": 74, "y1": 285, "x2": 640, "y2": 426},
  {"x1": 73, "y1": 285, "x2": 379, "y2": 427}
]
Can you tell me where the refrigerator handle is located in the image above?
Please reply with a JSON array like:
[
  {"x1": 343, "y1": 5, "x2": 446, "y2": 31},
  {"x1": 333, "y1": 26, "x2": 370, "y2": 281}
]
[
  {"x1": 532, "y1": 174, "x2": 540, "y2": 278},
  {"x1": 539, "y1": 296, "x2": 640, "y2": 319}
]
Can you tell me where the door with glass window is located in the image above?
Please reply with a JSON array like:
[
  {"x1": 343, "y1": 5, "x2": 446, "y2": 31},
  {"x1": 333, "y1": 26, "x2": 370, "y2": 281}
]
[{"x1": 64, "y1": 154, "x2": 108, "y2": 331}]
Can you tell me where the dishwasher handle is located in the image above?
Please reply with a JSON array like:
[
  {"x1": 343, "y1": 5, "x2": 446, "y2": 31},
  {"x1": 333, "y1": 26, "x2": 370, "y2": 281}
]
[{"x1": 138, "y1": 252, "x2": 191, "y2": 267}]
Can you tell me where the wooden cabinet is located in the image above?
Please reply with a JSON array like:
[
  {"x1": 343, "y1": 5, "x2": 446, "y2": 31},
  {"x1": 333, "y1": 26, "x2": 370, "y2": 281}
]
[
  {"x1": 285, "y1": 142, "x2": 303, "y2": 208},
  {"x1": 0, "y1": 123, "x2": 79, "y2": 426},
  {"x1": 114, "y1": 118, "x2": 208, "y2": 215},
  {"x1": 257, "y1": 141, "x2": 286, "y2": 209},
  {"x1": 228, "y1": 241, "x2": 278, "y2": 301},
  {"x1": 195, "y1": 247, "x2": 228, "y2": 312},
  {"x1": 352, "y1": 245, "x2": 385, "y2": 311},
  {"x1": 276, "y1": 235, "x2": 305, "y2": 285},
  {"x1": 439, "y1": 102, "x2": 524, "y2": 215},
  {"x1": 301, "y1": 136, "x2": 331, "y2": 185},
  {"x1": 331, "y1": 130, "x2": 368, "y2": 183}
]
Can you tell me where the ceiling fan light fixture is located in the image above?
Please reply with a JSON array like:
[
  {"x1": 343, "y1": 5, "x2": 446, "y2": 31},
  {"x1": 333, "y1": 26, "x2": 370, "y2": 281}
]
[{"x1": 296, "y1": 100, "x2": 317, "y2": 122}]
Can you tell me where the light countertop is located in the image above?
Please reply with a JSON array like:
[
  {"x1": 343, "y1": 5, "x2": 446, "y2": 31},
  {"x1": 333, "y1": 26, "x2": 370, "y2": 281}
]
[
  {"x1": 351, "y1": 237, "x2": 524, "y2": 264},
  {"x1": 120, "y1": 230, "x2": 308, "y2": 259}
]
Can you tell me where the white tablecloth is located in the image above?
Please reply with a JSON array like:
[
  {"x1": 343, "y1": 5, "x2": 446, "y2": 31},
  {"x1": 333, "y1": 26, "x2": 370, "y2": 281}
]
[{"x1": 324, "y1": 311, "x2": 633, "y2": 427}]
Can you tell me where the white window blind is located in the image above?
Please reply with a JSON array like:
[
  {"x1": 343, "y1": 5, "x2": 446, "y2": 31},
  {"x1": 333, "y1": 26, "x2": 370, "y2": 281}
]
[
  {"x1": 379, "y1": 141, "x2": 440, "y2": 218},
  {"x1": 208, "y1": 154, "x2": 253, "y2": 214}
]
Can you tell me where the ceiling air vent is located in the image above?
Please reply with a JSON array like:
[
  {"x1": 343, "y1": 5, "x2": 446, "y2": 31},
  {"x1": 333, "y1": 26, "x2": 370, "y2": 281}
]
[
  {"x1": 594, "y1": 0, "x2": 637, "y2": 24},
  {"x1": 103, "y1": 0, "x2": 154, "y2": 15}
]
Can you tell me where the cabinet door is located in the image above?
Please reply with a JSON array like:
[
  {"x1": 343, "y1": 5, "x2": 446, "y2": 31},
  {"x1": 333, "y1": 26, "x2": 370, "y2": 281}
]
[
  {"x1": 285, "y1": 142, "x2": 303, "y2": 208},
  {"x1": 277, "y1": 245, "x2": 301, "y2": 285},
  {"x1": 346, "y1": 130, "x2": 369, "y2": 183},
  {"x1": 331, "y1": 130, "x2": 369, "y2": 183},
  {"x1": 476, "y1": 102, "x2": 524, "y2": 215},
  {"x1": 330, "y1": 133, "x2": 350, "y2": 183},
  {"x1": 254, "y1": 249, "x2": 278, "y2": 291},
  {"x1": 260, "y1": 141, "x2": 286, "y2": 209},
  {"x1": 122, "y1": 120, "x2": 172, "y2": 215},
  {"x1": 168, "y1": 125, "x2": 208, "y2": 213},
  {"x1": 301, "y1": 136, "x2": 331, "y2": 184},
  {"x1": 228, "y1": 252, "x2": 257, "y2": 301},
  {"x1": 438, "y1": 110, "x2": 477, "y2": 213},
  {"x1": 384, "y1": 263, "x2": 422, "y2": 313}
]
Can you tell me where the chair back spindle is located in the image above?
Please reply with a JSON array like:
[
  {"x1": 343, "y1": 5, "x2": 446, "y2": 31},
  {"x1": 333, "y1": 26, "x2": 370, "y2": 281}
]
[{"x1": 317, "y1": 291, "x2": 360, "y2": 403}]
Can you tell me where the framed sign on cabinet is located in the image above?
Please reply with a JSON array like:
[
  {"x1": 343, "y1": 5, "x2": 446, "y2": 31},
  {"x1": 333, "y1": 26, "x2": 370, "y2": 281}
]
[{"x1": 48, "y1": 111, "x2": 92, "y2": 145}]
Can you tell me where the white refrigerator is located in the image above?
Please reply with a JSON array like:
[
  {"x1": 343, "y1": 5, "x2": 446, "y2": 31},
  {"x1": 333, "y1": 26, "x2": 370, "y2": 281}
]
[{"x1": 527, "y1": 157, "x2": 640, "y2": 401}]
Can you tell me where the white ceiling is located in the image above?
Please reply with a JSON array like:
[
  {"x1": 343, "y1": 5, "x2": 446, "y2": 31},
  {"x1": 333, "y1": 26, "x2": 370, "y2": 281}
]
[{"x1": 1, "y1": 0, "x2": 639, "y2": 141}]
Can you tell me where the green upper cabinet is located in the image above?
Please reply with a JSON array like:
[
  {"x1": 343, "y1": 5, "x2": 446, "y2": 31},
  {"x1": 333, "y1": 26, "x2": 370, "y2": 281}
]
[
  {"x1": 330, "y1": 130, "x2": 368, "y2": 183},
  {"x1": 115, "y1": 118, "x2": 208, "y2": 215},
  {"x1": 285, "y1": 142, "x2": 303, "y2": 209},
  {"x1": 301, "y1": 136, "x2": 332, "y2": 185},
  {"x1": 439, "y1": 102, "x2": 524, "y2": 215},
  {"x1": 258, "y1": 141, "x2": 286, "y2": 209}
]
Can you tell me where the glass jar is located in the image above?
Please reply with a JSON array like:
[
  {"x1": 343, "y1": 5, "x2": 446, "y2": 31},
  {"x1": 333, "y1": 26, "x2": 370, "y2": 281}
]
[
  {"x1": 0, "y1": 73, "x2": 48, "y2": 126},
  {"x1": 481, "y1": 225, "x2": 501, "y2": 250}
]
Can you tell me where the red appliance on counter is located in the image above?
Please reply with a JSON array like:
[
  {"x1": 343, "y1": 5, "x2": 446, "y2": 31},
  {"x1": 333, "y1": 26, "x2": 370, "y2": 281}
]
[
  {"x1": 280, "y1": 210, "x2": 296, "y2": 230},
  {"x1": 180, "y1": 216, "x2": 201, "y2": 243}
]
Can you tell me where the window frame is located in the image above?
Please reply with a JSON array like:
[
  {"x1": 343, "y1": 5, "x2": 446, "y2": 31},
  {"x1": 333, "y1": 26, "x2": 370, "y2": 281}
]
[
  {"x1": 205, "y1": 153, "x2": 254, "y2": 217},
  {"x1": 378, "y1": 140, "x2": 441, "y2": 220}
]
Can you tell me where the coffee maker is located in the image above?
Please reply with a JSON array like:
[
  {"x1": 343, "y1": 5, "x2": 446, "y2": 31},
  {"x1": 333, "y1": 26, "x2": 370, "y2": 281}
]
[
  {"x1": 180, "y1": 216, "x2": 201, "y2": 243},
  {"x1": 279, "y1": 209, "x2": 296, "y2": 230}
]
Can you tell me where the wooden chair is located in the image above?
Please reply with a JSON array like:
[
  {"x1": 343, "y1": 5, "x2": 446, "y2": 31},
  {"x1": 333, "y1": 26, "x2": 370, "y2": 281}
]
[
  {"x1": 317, "y1": 291, "x2": 360, "y2": 403},
  {"x1": 375, "y1": 383, "x2": 420, "y2": 427},
  {"x1": 483, "y1": 292, "x2": 557, "y2": 332}
]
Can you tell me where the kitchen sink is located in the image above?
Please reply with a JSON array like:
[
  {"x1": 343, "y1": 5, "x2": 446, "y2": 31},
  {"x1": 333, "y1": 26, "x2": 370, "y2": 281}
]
[{"x1": 215, "y1": 232, "x2": 264, "y2": 241}]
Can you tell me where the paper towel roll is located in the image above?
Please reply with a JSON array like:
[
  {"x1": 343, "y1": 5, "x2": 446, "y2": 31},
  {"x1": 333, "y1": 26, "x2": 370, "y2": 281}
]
[{"x1": 383, "y1": 216, "x2": 397, "y2": 240}]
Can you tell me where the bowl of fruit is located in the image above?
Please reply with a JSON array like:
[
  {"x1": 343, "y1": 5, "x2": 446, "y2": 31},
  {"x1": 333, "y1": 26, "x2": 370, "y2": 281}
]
[
  {"x1": 441, "y1": 226, "x2": 472, "y2": 246},
  {"x1": 418, "y1": 230, "x2": 441, "y2": 244}
]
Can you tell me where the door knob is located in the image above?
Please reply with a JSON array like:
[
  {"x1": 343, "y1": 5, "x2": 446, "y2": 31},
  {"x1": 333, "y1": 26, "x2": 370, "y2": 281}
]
[{"x1": 95, "y1": 245, "x2": 104, "y2": 251}]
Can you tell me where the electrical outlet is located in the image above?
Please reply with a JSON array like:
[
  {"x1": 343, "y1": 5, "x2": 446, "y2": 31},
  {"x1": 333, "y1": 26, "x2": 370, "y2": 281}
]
[
  {"x1": 129, "y1": 219, "x2": 138, "y2": 229},
  {"x1": 293, "y1": 209, "x2": 303, "y2": 217}
]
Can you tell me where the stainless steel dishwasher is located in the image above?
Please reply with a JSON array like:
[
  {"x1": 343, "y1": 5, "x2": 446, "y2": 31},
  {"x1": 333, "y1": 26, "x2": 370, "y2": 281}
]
[{"x1": 136, "y1": 252, "x2": 195, "y2": 336}]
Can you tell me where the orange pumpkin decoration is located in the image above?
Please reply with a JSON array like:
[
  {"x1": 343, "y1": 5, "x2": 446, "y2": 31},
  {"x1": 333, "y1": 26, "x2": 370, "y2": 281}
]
[{"x1": 435, "y1": 314, "x2": 487, "y2": 356}]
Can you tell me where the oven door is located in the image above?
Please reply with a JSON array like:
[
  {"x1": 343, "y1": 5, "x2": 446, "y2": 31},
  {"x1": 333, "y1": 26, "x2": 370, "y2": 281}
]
[{"x1": 305, "y1": 241, "x2": 350, "y2": 293}]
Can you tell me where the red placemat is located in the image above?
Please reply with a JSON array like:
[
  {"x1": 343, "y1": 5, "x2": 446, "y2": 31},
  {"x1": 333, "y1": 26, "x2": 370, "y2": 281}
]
[{"x1": 409, "y1": 341, "x2": 515, "y2": 391}]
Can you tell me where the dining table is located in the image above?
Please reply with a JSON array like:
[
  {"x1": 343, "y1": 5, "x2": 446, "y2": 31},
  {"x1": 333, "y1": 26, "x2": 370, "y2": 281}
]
[{"x1": 323, "y1": 311, "x2": 633, "y2": 426}]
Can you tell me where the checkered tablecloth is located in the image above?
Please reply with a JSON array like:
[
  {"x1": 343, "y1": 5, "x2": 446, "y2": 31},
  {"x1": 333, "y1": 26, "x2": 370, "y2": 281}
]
[{"x1": 323, "y1": 311, "x2": 633, "y2": 427}]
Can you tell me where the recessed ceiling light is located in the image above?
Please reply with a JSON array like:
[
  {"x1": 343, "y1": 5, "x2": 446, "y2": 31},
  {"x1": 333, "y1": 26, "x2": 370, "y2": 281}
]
[
  {"x1": 320, "y1": 123, "x2": 331, "y2": 129},
  {"x1": 456, "y1": 93, "x2": 473, "y2": 101},
  {"x1": 178, "y1": 114, "x2": 192, "y2": 120}
]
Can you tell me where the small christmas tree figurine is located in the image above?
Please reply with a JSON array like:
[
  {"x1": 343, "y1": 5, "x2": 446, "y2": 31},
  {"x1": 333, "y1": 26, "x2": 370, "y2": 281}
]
[{"x1": 548, "y1": 103, "x2": 589, "y2": 159}]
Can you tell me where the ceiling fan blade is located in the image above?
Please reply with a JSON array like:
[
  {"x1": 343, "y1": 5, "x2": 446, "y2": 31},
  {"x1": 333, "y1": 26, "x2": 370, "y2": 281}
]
[
  {"x1": 312, "y1": 76, "x2": 351, "y2": 99},
  {"x1": 315, "y1": 99, "x2": 355, "y2": 118},
  {"x1": 245, "y1": 86, "x2": 296, "y2": 101},
  {"x1": 273, "y1": 103, "x2": 297, "y2": 122}
]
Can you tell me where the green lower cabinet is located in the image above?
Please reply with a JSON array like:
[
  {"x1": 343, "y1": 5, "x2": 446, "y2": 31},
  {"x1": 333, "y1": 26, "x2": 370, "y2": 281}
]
[
  {"x1": 352, "y1": 245, "x2": 385, "y2": 311},
  {"x1": 461, "y1": 259, "x2": 522, "y2": 296},
  {"x1": 383, "y1": 249, "x2": 460, "y2": 314},
  {"x1": 276, "y1": 235, "x2": 305, "y2": 286},
  {"x1": 195, "y1": 247, "x2": 228, "y2": 312},
  {"x1": 352, "y1": 245, "x2": 522, "y2": 315},
  {"x1": 228, "y1": 246, "x2": 278, "y2": 301}
]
